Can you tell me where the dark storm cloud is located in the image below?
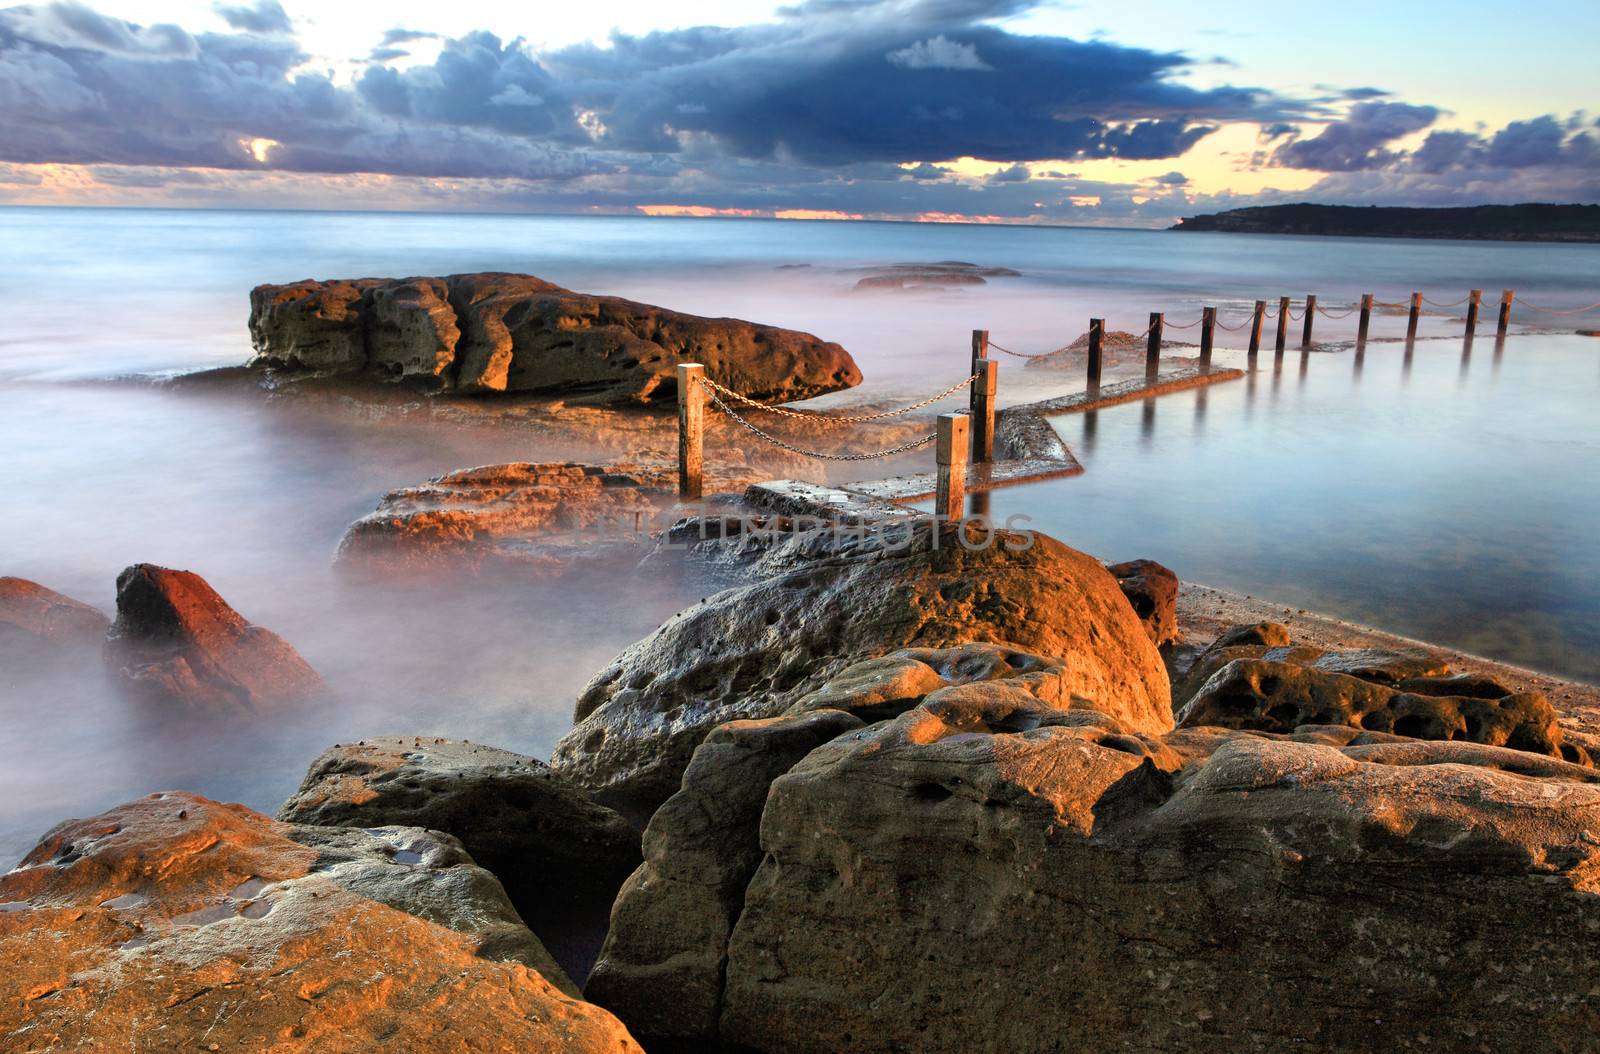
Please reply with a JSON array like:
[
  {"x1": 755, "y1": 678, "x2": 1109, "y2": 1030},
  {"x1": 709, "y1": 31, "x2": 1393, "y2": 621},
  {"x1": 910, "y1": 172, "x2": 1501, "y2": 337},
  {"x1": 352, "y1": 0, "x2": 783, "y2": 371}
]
[
  {"x1": 213, "y1": 1, "x2": 290, "y2": 35},
  {"x1": 356, "y1": 31, "x2": 583, "y2": 140},
  {"x1": 1271, "y1": 101, "x2": 1438, "y2": 171},
  {"x1": 541, "y1": 0, "x2": 1283, "y2": 165}
]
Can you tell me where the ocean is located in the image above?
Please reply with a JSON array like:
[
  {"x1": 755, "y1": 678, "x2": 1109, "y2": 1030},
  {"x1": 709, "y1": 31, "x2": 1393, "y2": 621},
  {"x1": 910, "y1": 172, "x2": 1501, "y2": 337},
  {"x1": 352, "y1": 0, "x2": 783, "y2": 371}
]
[{"x1": 1, "y1": 205, "x2": 1597, "y2": 862}]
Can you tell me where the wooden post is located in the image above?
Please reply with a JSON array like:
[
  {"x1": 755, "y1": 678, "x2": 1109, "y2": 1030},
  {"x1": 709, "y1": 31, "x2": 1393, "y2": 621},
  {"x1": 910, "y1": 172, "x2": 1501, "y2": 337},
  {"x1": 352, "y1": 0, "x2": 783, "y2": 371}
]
[
  {"x1": 1275, "y1": 296, "x2": 1290, "y2": 356},
  {"x1": 1407, "y1": 292, "x2": 1422, "y2": 339},
  {"x1": 1497, "y1": 289, "x2": 1514, "y2": 337},
  {"x1": 1464, "y1": 289, "x2": 1482, "y2": 333},
  {"x1": 1357, "y1": 293, "x2": 1373, "y2": 344},
  {"x1": 971, "y1": 359, "x2": 997, "y2": 463},
  {"x1": 1087, "y1": 318, "x2": 1104, "y2": 390},
  {"x1": 1146, "y1": 312, "x2": 1164, "y2": 381},
  {"x1": 1248, "y1": 301, "x2": 1264, "y2": 357},
  {"x1": 970, "y1": 329, "x2": 989, "y2": 374},
  {"x1": 1301, "y1": 294, "x2": 1317, "y2": 347},
  {"x1": 935, "y1": 413, "x2": 969, "y2": 522},
  {"x1": 677, "y1": 363, "x2": 704, "y2": 499},
  {"x1": 1199, "y1": 307, "x2": 1215, "y2": 371}
]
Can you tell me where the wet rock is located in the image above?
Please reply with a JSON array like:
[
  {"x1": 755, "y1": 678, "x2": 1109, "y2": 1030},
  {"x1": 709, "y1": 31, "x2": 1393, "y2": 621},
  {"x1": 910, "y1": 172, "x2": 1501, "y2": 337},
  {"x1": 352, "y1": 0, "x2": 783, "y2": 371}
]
[
  {"x1": 1212, "y1": 621, "x2": 1293, "y2": 650},
  {"x1": 0, "y1": 577, "x2": 109, "y2": 658},
  {"x1": 1108, "y1": 558, "x2": 1179, "y2": 647},
  {"x1": 248, "y1": 272, "x2": 862, "y2": 405},
  {"x1": 849, "y1": 262, "x2": 1021, "y2": 292},
  {"x1": 337, "y1": 462, "x2": 676, "y2": 574},
  {"x1": 1177, "y1": 657, "x2": 1579, "y2": 762},
  {"x1": 586, "y1": 709, "x2": 863, "y2": 1041},
  {"x1": 278, "y1": 736, "x2": 642, "y2": 983},
  {"x1": 714, "y1": 708, "x2": 1600, "y2": 1053},
  {"x1": 1170, "y1": 621, "x2": 1321, "y2": 710},
  {"x1": 103, "y1": 563, "x2": 323, "y2": 714},
  {"x1": 0, "y1": 792, "x2": 641, "y2": 1052},
  {"x1": 550, "y1": 526, "x2": 1171, "y2": 812}
]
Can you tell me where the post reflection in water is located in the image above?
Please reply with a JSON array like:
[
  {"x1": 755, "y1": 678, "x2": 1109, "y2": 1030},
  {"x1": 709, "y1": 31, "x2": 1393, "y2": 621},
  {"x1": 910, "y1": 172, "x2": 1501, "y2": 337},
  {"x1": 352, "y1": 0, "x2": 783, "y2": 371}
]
[
  {"x1": 1193, "y1": 387, "x2": 1209, "y2": 432},
  {"x1": 1460, "y1": 332, "x2": 1475, "y2": 383},
  {"x1": 967, "y1": 490, "x2": 991, "y2": 520},
  {"x1": 1080, "y1": 409, "x2": 1097, "y2": 454},
  {"x1": 1403, "y1": 337, "x2": 1416, "y2": 382},
  {"x1": 1492, "y1": 335, "x2": 1506, "y2": 380},
  {"x1": 1140, "y1": 398, "x2": 1156, "y2": 446}
]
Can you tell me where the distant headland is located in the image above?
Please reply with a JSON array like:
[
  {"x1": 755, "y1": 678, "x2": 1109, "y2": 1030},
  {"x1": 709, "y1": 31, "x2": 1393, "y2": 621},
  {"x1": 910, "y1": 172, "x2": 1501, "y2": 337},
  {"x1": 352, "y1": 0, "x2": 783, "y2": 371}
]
[{"x1": 1170, "y1": 203, "x2": 1600, "y2": 242}]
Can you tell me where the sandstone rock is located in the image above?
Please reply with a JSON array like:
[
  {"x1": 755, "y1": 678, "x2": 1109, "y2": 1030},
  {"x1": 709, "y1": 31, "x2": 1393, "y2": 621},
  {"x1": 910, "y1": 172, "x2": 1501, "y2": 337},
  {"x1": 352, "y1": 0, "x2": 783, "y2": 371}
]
[
  {"x1": 714, "y1": 706, "x2": 1600, "y2": 1053},
  {"x1": 278, "y1": 736, "x2": 642, "y2": 983},
  {"x1": 247, "y1": 278, "x2": 374, "y2": 371},
  {"x1": 365, "y1": 276, "x2": 459, "y2": 382},
  {"x1": 247, "y1": 272, "x2": 862, "y2": 405},
  {"x1": 585, "y1": 709, "x2": 863, "y2": 1041},
  {"x1": 1108, "y1": 558, "x2": 1179, "y2": 647},
  {"x1": 103, "y1": 563, "x2": 323, "y2": 713},
  {"x1": 1178, "y1": 657, "x2": 1581, "y2": 762},
  {"x1": 1211, "y1": 620, "x2": 1292, "y2": 650},
  {"x1": 550, "y1": 526, "x2": 1171, "y2": 812},
  {"x1": 0, "y1": 793, "x2": 641, "y2": 1052},
  {"x1": 0, "y1": 577, "x2": 109, "y2": 657},
  {"x1": 337, "y1": 462, "x2": 675, "y2": 573},
  {"x1": 1310, "y1": 647, "x2": 1450, "y2": 683}
]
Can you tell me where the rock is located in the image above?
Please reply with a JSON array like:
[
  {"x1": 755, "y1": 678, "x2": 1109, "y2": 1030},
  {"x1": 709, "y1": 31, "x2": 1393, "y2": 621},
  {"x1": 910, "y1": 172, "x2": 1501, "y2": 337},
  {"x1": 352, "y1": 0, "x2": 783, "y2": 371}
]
[
  {"x1": 247, "y1": 273, "x2": 862, "y2": 405},
  {"x1": 0, "y1": 792, "x2": 641, "y2": 1052},
  {"x1": 849, "y1": 263, "x2": 1020, "y2": 292},
  {"x1": 1211, "y1": 621, "x2": 1293, "y2": 650},
  {"x1": 1177, "y1": 657, "x2": 1581, "y2": 762},
  {"x1": 365, "y1": 276, "x2": 459, "y2": 382},
  {"x1": 1108, "y1": 558, "x2": 1179, "y2": 647},
  {"x1": 278, "y1": 736, "x2": 642, "y2": 983},
  {"x1": 337, "y1": 462, "x2": 676, "y2": 573},
  {"x1": 247, "y1": 278, "x2": 375, "y2": 372},
  {"x1": 550, "y1": 526, "x2": 1171, "y2": 812},
  {"x1": 714, "y1": 704, "x2": 1600, "y2": 1053},
  {"x1": 585, "y1": 709, "x2": 863, "y2": 1041},
  {"x1": 103, "y1": 563, "x2": 323, "y2": 714},
  {"x1": 1310, "y1": 647, "x2": 1450, "y2": 684},
  {"x1": 0, "y1": 577, "x2": 109, "y2": 657}
]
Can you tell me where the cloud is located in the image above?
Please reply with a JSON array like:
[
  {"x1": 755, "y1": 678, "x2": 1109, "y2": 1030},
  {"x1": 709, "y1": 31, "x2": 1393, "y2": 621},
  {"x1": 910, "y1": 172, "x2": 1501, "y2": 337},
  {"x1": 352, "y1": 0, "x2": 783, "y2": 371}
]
[
  {"x1": 213, "y1": 1, "x2": 289, "y2": 35},
  {"x1": 1272, "y1": 101, "x2": 1438, "y2": 171},
  {"x1": 987, "y1": 161, "x2": 1028, "y2": 183},
  {"x1": 886, "y1": 34, "x2": 992, "y2": 71}
]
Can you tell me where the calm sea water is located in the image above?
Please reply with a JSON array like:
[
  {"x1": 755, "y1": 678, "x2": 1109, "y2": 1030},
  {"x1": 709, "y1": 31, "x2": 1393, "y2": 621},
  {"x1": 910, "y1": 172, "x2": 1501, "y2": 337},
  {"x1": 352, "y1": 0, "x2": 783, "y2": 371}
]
[{"x1": 0, "y1": 205, "x2": 1597, "y2": 862}]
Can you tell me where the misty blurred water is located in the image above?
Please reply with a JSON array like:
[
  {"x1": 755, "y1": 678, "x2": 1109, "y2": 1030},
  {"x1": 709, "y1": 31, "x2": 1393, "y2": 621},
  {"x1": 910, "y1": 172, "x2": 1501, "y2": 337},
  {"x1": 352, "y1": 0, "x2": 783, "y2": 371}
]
[{"x1": 1, "y1": 206, "x2": 1597, "y2": 863}]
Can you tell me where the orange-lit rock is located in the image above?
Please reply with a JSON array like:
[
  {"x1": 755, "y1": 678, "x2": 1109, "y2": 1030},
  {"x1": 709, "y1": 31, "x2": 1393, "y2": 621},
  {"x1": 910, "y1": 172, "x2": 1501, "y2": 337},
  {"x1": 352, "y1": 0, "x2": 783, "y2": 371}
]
[
  {"x1": 551, "y1": 526, "x2": 1172, "y2": 812},
  {"x1": 247, "y1": 272, "x2": 862, "y2": 405},
  {"x1": 103, "y1": 563, "x2": 323, "y2": 714},
  {"x1": 0, "y1": 793, "x2": 641, "y2": 1053},
  {"x1": 0, "y1": 577, "x2": 108, "y2": 657}
]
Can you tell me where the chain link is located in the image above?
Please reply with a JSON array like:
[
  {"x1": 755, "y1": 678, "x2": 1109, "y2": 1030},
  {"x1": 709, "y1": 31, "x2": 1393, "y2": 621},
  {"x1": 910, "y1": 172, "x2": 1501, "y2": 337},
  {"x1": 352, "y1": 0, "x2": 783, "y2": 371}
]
[
  {"x1": 988, "y1": 341, "x2": 1072, "y2": 359},
  {"x1": 700, "y1": 383, "x2": 937, "y2": 461},
  {"x1": 1515, "y1": 299, "x2": 1600, "y2": 315},
  {"x1": 1315, "y1": 305, "x2": 1358, "y2": 319},
  {"x1": 1422, "y1": 294, "x2": 1472, "y2": 308},
  {"x1": 698, "y1": 372, "x2": 973, "y2": 422}
]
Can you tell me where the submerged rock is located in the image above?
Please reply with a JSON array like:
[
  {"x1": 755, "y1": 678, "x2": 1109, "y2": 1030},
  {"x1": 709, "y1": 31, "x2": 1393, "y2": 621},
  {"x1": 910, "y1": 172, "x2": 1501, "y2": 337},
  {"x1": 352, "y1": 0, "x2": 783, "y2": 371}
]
[
  {"x1": 103, "y1": 563, "x2": 323, "y2": 714},
  {"x1": 0, "y1": 792, "x2": 640, "y2": 1052},
  {"x1": 248, "y1": 272, "x2": 862, "y2": 405},
  {"x1": 278, "y1": 736, "x2": 642, "y2": 983},
  {"x1": 0, "y1": 577, "x2": 109, "y2": 658},
  {"x1": 337, "y1": 462, "x2": 677, "y2": 574},
  {"x1": 550, "y1": 526, "x2": 1171, "y2": 812}
]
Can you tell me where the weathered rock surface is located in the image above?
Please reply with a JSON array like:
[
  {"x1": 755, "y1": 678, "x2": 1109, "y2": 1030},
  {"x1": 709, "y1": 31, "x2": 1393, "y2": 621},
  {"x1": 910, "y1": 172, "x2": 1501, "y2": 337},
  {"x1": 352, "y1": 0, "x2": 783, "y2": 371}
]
[
  {"x1": 0, "y1": 792, "x2": 641, "y2": 1052},
  {"x1": 1178, "y1": 656, "x2": 1583, "y2": 762},
  {"x1": 710, "y1": 695, "x2": 1600, "y2": 1053},
  {"x1": 278, "y1": 736, "x2": 642, "y2": 983},
  {"x1": 103, "y1": 563, "x2": 323, "y2": 713},
  {"x1": 0, "y1": 577, "x2": 109, "y2": 658},
  {"x1": 585, "y1": 709, "x2": 863, "y2": 1041},
  {"x1": 550, "y1": 526, "x2": 1171, "y2": 811},
  {"x1": 1108, "y1": 558, "x2": 1179, "y2": 647},
  {"x1": 249, "y1": 273, "x2": 862, "y2": 405},
  {"x1": 337, "y1": 462, "x2": 677, "y2": 573}
]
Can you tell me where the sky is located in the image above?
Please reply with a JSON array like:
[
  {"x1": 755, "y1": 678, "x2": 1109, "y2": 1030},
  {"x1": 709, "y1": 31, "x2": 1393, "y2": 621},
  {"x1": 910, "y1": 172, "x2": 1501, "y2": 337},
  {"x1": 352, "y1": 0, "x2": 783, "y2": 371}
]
[{"x1": 0, "y1": 0, "x2": 1596, "y2": 225}]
